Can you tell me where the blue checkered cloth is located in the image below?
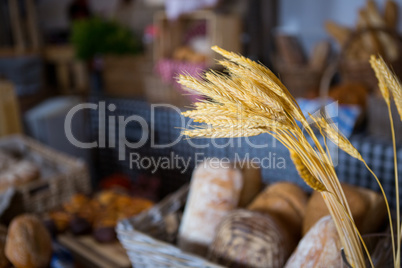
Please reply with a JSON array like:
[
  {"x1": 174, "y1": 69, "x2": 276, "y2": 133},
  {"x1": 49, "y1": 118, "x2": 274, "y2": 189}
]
[{"x1": 336, "y1": 135, "x2": 402, "y2": 209}]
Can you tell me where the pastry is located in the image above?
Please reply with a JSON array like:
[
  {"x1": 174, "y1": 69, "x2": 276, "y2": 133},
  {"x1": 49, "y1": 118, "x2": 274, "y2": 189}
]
[
  {"x1": 178, "y1": 159, "x2": 243, "y2": 256},
  {"x1": 5, "y1": 214, "x2": 52, "y2": 268},
  {"x1": 210, "y1": 210, "x2": 296, "y2": 268}
]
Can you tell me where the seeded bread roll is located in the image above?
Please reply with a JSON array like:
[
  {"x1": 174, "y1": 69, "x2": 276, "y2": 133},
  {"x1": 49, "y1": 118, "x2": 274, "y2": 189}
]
[
  {"x1": 178, "y1": 159, "x2": 243, "y2": 256},
  {"x1": 210, "y1": 210, "x2": 296, "y2": 268},
  {"x1": 248, "y1": 182, "x2": 308, "y2": 237}
]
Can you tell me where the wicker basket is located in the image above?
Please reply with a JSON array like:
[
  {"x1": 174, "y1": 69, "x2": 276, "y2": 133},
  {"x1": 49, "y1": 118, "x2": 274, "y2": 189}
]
[
  {"x1": 339, "y1": 28, "x2": 402, "y2": 92},
  {"x1": 0, "y1": 135, "x2": 91, "y2": 213},
  {"x1": 116, "y1": 184, "x2": 223, "y2": 268},
  {"x1": 276, "y1": 64, "x2": 323, "y2": 98}
]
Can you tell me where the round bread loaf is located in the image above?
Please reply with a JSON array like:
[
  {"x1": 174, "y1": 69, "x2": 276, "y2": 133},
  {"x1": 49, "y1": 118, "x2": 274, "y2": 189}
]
[
  {"x1": 209, "y1": 210, "x2": 296, "y2": 268},
  {"x1": 302, "y1": 183, "x2": 369, "y2": 235},
  {"x1": 247, "y1": 182, "x2": 308, "y2": 237},
  {"x1": 5, "y1": 214, "x2": 52, "y2": 268}
]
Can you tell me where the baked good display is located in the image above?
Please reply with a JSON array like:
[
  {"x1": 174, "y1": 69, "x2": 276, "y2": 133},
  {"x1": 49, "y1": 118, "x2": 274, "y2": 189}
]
[
  {"x1": 248, "y1": 182, "x2": 308, "y2": 237},
  {"x1": 5, "y1": 214, "x2": 52, "y2": 268},
  {"x1": 47, "y1": 190, "x2": 154, "y2": 243},
  {"x1": 178, "y1": 159, "x2": 243, "y2": 256},
  {"x1": 0, "y1": 161, "x2": 40, "y2": 191},
  {"x1": 285, "y1": 215, "x2": 341, "y2": 268},
  {"x1": 209, "y1": 209, "x2": 295, "y2": 268}
]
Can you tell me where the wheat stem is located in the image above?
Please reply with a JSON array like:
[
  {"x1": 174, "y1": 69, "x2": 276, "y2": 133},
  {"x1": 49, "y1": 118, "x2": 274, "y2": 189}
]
[{"x1": 388, "y1": 103, "x2": 400, "y2": 267}]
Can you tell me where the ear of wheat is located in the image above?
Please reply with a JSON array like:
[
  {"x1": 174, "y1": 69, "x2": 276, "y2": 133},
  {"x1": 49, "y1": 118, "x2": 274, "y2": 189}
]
[
  {"x1": 369, "y1": 55, "x2": 402, "y2": 267},
  {"x1": 179, "y1": 47, "x2": 367, "y2": 267}
]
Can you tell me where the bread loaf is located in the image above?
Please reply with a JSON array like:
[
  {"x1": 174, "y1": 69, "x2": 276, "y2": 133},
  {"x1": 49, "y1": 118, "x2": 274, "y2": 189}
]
[
  {"x1": 178, "y1": 160, "x2": 243, "y2": 256},
  {"x1": 210, "y1": 210, "x2": 295, "y2": 268},
  {"x1": 303, "y1": 183, "x2": 385, "y2": 235},
  {"x1": 5, "y1": 214, "x2": 52, "y2": 268},
  {"x1": 248, "y1": 182, "x2": 308, "y2": 237},
  {"x1": 285, "y1": 215, "x2": 341, "y2": 268},
  {"x1": 355, "y1": 186, "x2": 386, "y2": 234},
  {"x1": 237, "y1": 163, "x2": 262, "y2": 207}
]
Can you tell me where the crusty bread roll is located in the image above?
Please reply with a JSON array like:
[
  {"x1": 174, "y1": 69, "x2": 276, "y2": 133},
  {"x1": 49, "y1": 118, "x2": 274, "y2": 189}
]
[
  {"x1": 303, "y1": 183, "x2": 385, "y2": 235},
  {"x1": 248, "y1": 182, "x2": 308, "y2": 237},
  {"x1": 178, "y1": 160, "x2": 243, "y2": 256},
  {"x1": 5, "y1": 214, "x2": 52, "y2": 268},
  {"x1": 210, "y1": 210, "x2": 296, "y2": 268},
  {"x1": 285, "y1": 215, "x2": 341, "y2": 268}
]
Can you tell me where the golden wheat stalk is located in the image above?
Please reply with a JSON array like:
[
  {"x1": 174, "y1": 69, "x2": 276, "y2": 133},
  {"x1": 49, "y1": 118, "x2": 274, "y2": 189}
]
[
  {"x1": 371, "y1": 56, "x2": 402, "y2": 120},
  {"x1": 370, "y1": 56, "x2": 390, "y2": 105},
  {"x1": 312, "y1": 116, "x2": 363, "y2": 161},
  {"x1": 313, "y1": 113, "x2": 396, "y2": 267},
  {"x1": 370, "y1": 55, "x2": 401, "y2": 266},
  {"x1": 179, "y1": 46, "x2": 366, "y2": 267},
  {"x1": 289, "y1": 150, "x2": 327, "y2": 191}
]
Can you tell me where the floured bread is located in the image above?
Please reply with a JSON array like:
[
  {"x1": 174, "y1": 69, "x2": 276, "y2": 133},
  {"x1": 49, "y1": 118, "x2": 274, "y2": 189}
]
[{"x1": 178, "y1": 159, "x2": 243, "y2": 256}]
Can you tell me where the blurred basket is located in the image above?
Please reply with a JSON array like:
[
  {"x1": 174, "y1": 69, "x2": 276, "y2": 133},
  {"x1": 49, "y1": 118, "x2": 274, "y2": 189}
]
[
  {"x1": 339, "y1": 27, "x2": 402, "y2": 92},
  {"x1": 276, "y1": 63, "x2": 323, "y2": 98},
  {"x1": 0, "y1": 135, "x2": 91, "y2": 213},
  {"x1": 116, "y1": 184, "x2": 223, "y2": 268}
]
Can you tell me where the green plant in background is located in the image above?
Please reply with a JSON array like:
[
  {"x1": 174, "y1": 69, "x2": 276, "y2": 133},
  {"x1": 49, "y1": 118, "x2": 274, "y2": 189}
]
[{"x1": 70, "y1": 17, "x2": 142, "y2": 60}]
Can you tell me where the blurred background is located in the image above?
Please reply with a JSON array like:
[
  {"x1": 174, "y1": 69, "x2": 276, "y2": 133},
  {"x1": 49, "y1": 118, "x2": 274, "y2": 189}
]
[{"x1": 1, "y1": 1, "x2": 402, "y2": 266}]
